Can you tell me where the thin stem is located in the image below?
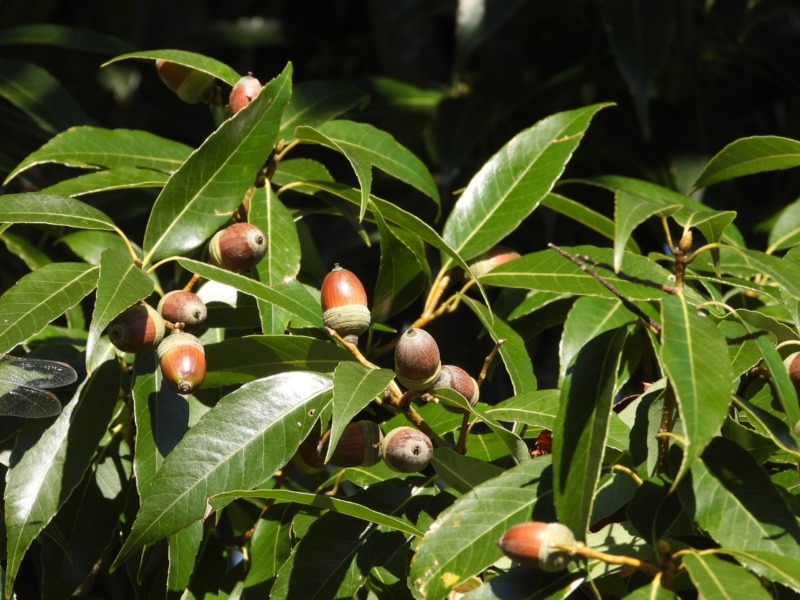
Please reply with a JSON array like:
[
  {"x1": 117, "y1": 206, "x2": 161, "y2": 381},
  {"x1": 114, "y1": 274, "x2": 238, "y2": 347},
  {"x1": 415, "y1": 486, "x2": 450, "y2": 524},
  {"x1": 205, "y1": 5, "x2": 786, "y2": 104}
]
[
  {"x1": 112, "y1": 225, "x2": 142, "y2": 267},
  {"x1": 611, "y1": 464, "x2": 644, "y2": 486},
  {"x1": 684, "y1": 242, "x2": 724, "y2": 265},
  {"x1": 564, "y1": 543, "x2": 662, "y2": 577},
  {"x1": 455, "y1": 412, "x2": 471, "y2": 454},
  {"x1": 274, "y1": 139, "x2": 301, "y2": 163},
  {"x1": 145, "y1": 255, "x2": 178, "y2": 276},
  {"x1": 656, "y1": 385, "x2": 677, "y2": 474},
  {"x1": 477, "y1": 339, "x2": 506, "y2": 387},
  {"x1": 182, "y1": 273, "x2": 202, "y2": 292}
]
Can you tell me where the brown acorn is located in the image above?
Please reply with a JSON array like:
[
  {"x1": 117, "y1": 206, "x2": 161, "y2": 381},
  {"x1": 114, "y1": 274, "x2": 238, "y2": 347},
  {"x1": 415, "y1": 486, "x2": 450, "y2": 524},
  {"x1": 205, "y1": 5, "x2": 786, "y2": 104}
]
[
  {"x1": 784, "y1": 352, "x2": 800, "y2": 388},
  {"x1": 209, "y1": 222, "x2": 267, "y2": 272},
  {"x1": 381, "y1": 426, "x2": 433, "y2": 473},
  {"x1": 157, "y1": 290, "x2": 207, "y2": 330},
  {"x1": 465, "y1": 245, "x2": 520, "y2": 279},
  {"x1": 108, "y1": 303, "x2": 165, "y2": 353},
  {"x1": 497, "y1": 522, "x2": 576, "y2": 571},
  {"x1": 321, "y1": 264, "x2": 370, "y2": 344},
  {"x1": 433, "y1": 365, "x2": 479, "y2": 413},
  {"x1": 292, "y1": 422, "x2": 326, "y2": 474},
  {"x1": 157, "y1": 330, "x2": 206, "y2": 395},
  {"x1": 394, "y1": 328, "x2": 441, "y2": 391},
  {"x1": 229, "y1": 74, "x2": 263, "y2": 115},
  {"x1": 319, "y1": 420, "x2": 383, "y2": 468},
  {"x1": 155, "y1": 59, "x2": 214, "y2": 104}
]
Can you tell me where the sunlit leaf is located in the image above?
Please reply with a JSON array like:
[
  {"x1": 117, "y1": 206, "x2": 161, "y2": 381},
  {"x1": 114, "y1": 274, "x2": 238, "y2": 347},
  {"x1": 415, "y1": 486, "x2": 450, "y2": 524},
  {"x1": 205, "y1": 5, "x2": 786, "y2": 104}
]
[
  {"x1": 103, "y1": 49, "x2": 240, "y2": 86},
  {"x1": 693, "y1": 136, "x2": 800, "y2": 190}
]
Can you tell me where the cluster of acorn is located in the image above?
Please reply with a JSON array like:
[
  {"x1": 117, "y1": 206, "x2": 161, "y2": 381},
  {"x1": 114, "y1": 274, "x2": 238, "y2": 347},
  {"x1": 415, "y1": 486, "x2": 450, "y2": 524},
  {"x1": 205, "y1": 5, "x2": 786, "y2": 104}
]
[{"x1": 107, "y1": 222, "x2": 267, "y2": 394}]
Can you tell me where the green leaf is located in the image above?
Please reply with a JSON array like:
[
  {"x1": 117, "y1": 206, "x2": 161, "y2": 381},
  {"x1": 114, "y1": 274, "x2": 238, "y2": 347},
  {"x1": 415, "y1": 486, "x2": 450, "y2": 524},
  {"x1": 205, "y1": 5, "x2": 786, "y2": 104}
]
[
  {"x1": 0, "y1": 231, "x2": 51, "y2": 270},
  {"x1": 559, "y1": 297, "x2": 632, "y2": 385},
  {"x1": 587, "y1": 175, "x2": 745, "y2": 247},
  {"x1": 296, "y1": 120, "x2": 440, "y2": 220},
  {"x1": 541, "y1": 192, "x2": 640, "y2": 253},
  {"x1": 678, "y1": 438, "x2": 800, "y2": 567},
  {"x1": 693, "y1": 136, "x2": 800, "y2": 190},
  {"x1": 614, "y1": 190, "x2": 681, "y2": 271},
  {"x1": 111, "y1": 371, "x2": 333, "y2": 568},
  {"x1": 177, "y1": 258, "x2": 322, "y2": 328},
  {"x1": 767, "y1": 197, "x2": 800, "y2": 253},
  {"x1": 485, "y1": 389, "x2": 560, "y2": 429},
  {"x1": 103, "y1": 49, "x2": 241, "y2": 86},
  {"x1": 4, "y1": 360, "x2": 119, "y2": 598},
  {"x1": 88, "y1": 250, "x2": 154, "y2": 369},
  {"x1": 682, "y1": 552, "x2": 772, "y2": 599},
  {"x1": 5, "y1": 127, "x2": 192, "y2": 183},
  {"x1": 0, "y1": 58, "x2": 90, "y2": 134},
  {"x1": 431, "y1": 447, "x2": 504, "y2": 493},
  {"x1": 202, "y1": 335, "x2": 350, "y2": 388},
  {"x1": 168, "y1": 521, "x2": 204, "y2": 594},
  {"x1": 441, "y1": 103, "x2": 611, "y2": 267},
  {"x1": 327, "y1": 363, "x2": 394, "y2": 461},
  {"x1": 462, "y1": 296, "x2": 537, "y2": 395},
  {"x1": 43, "y1": 167, "x2": 169, "y2": 197},
  {"x1": 410, "y1": 457, "x2": 554, "y2": 600},
  {"x1": 243, "y1": 504, "x2": 294, "y2": 595},
  {"x1": 210, "y1": 488, "x2": 423, "y2": 537},
  {"x1": 722, "y1": 550, "x2": 800, "y2": 592},
  {"x1": 142, "y1": 64, "x2": 292, "y2": 263},
  {"x1": 553, "y1": 327, "x2": 629, "y2": 538},
  {"x1": 372, "y1": 209, "x2": 428, "y2": 322},
  {"x1": 0, "y1": 24, "x2": 135, "y2": 54},
  {"x1": 603, "y1": 0, "x2": 673, "y2": 138},
  {"x1": 660, "y1": 295, "x2": 732, "y2": 486},
  {"x1": 0, "y1": 192, "x2": 116, "y2": 230},
  {"x1": 250, "y1": 185, "x2": 301, "y2": 334},
  {"x1": 480, "y1": 245, "x2": 674, "y2": 301},
  {"x1": 0, "y1": 262, "x2": 99, "y2": 354},
  {"x1": 58, "y1": 231, "x2": 137, "y2": 265},
  {"x1": 718, "y1": 245, "x2": 800, "y2": 300},
  {"x1": 279, "y1": 80, "x2": 368, "y2": 140}
]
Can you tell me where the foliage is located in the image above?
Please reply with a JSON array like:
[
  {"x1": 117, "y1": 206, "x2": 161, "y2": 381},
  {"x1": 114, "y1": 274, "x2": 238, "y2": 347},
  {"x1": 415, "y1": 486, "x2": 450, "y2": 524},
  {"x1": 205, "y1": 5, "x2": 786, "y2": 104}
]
[{"x1": 1, "y1": 2, "x2": 800, "y2": 599}]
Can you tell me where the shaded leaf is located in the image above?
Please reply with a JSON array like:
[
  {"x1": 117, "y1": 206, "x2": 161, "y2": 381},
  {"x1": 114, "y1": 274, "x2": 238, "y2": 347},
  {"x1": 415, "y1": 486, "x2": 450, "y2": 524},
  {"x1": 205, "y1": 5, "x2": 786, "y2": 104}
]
[
  {"x1": 486, "y1": 389, "x2": 560, "y2": 429},
  {"x1": 0, "y1": 262, "x2": 99, "y2": 354},
  {"x1": 0, "y1": 58, "x2": 90, "y2": 135},
  {"x1": 431, "y1": 447, "x2": 504, "y2": 493},
  {"x1": 279, "y1": 80, "x2": 368, "y2": 140},
  {"x1": 5, "y1": 360, "x2": 119, "y2": 598},
  {"x1": 441, "y1": 103, "x2": 611, "y2": 267},
  {"x1": 142, "y1": 64, "x2": 292, "y2": 263},
  {"x1": 112, "y1": 372, "x2": 333, "y2": 567},
  {"x1": 553, "y1": 327, "x2": 628, "y2": 538},
  {"x1": 603, "y1": 0, "x2": 673, "y2": 137},
  {"x1": 168, "y1": 521, "x2": 204, "y2": 594},
  {"x1": 0, "y1": 24, "x2": 135, "y2": 54},
  {"x1": 202, "y1": 334, "x2": 350, "y2": 388}
]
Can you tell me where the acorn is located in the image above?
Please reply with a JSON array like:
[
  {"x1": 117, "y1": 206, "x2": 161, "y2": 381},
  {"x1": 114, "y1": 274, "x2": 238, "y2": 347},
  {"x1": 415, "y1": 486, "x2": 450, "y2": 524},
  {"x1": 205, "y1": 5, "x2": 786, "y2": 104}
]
[
  {"x1": 497, "y1": 522, "x2": 577, "y2": 571},
  {"x1": 319, "y1": 420, "x2": 383, "y2": 468},
  {"x1": 157, "y1": 330, "x2": 206, "y2": 395},
  {"x1": 381, "y1": 426, "x2": 433, "y2": 473},
  {"x1": 157, "y1": 290, "x2": 207, "y2": 330},
  {"x1": 229, "y1": 74, "x2": 263, "y2": 115},
  {"x1": 108, "y1": 303, "x2": 165, "y2": 353},
  {"x1": 208, "y1": 222, "x2": 267, "y2": 272},
  {"x1": 292, "y1": 422, "x2": 326, "y2": 474},
  {"x1": 155, "y1": 60, "x2": 214, "y2": 104},
  {"x1": 784, "y1": 352, "x2": 800, "y2": 388},
  {"x1": 394, "y1": 328, "x2": 441, "y2": 391},
  {"x1": 321, "y1": 264, "x2": 371, "y2": 345},
  {"x1": 433, "y1": 365, "x2": 479, "y2": 413},
  {"x1": 465, "y1": 245, "x2": 520, "y2": 279}
]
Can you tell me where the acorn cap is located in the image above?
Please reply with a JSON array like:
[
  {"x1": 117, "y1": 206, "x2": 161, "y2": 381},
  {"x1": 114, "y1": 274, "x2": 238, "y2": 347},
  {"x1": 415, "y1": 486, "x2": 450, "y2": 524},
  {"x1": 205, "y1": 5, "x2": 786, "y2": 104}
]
[
  {"x1": 395, "y1": 328, "x2": 441, "y2": 391},
  {"x1": 157, "y1": 330, "x2": 206, "y2": 395},
  {"x1": 108, "y1": 303, "x2": 165, "y2": 353},
  {"x1": 381, "y1": 426, "x2": 433, "y2": 473},
  {"x1": 321, "y1": 264, "x2": 370, "y2": 344},
  {"x1": 497, "y1": 522, "x2": 576, "y2": 571}
]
